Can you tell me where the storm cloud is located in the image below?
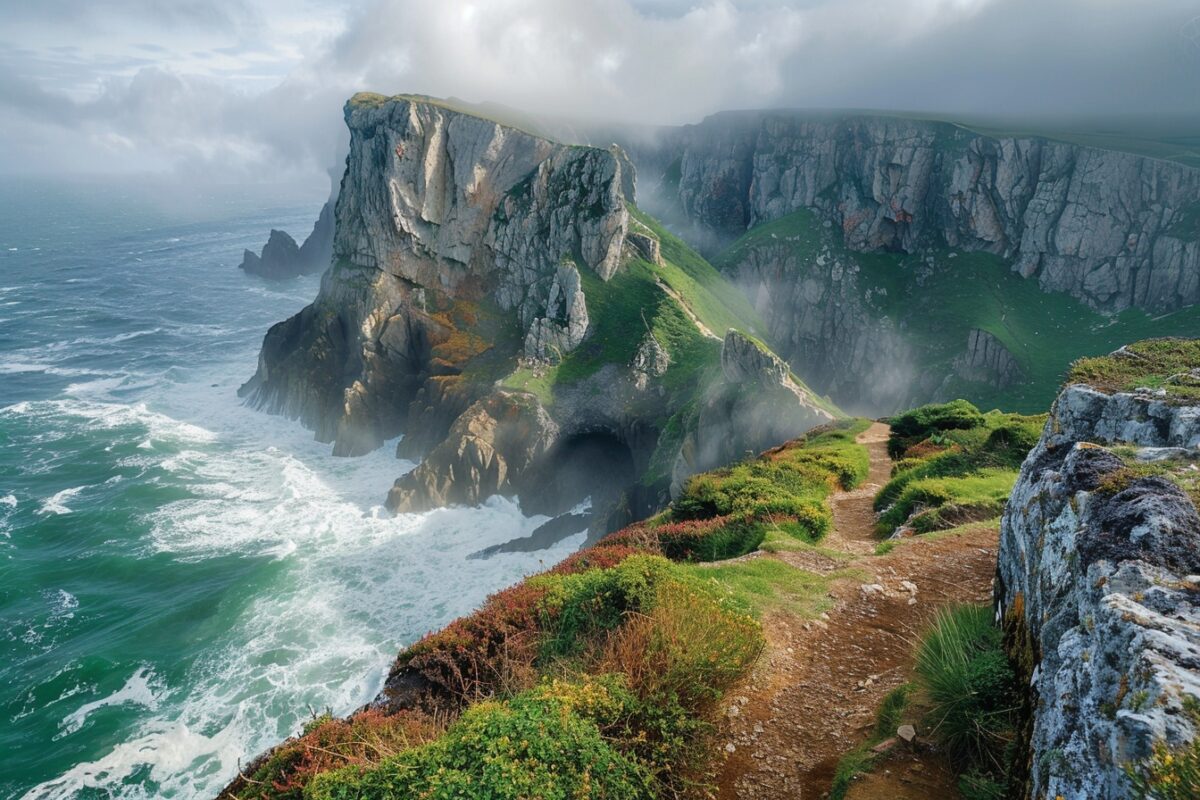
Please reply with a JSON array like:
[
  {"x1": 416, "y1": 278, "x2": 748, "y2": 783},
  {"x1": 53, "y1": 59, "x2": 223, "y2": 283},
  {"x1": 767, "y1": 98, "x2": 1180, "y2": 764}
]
[{"x1": 1, "y1": 0, "x2": 1197, "y2": 182}]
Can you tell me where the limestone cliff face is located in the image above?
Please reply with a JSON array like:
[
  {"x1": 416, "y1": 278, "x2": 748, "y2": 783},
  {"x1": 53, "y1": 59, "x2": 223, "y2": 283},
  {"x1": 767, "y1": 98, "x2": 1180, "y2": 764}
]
[
  {"x1": 996, "y1": 377, "x2": 1200, "y2": 799},
  {"x1": 638, "y1": 113, "x2": 1200, "y2": 313},
  {"x1": 240, "y1": 94, "x2": 630, "y2": 457}
]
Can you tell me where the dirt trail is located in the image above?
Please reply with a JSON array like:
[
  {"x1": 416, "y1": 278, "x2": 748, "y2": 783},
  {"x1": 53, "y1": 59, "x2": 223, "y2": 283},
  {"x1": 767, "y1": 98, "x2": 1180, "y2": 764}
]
[{"x1": 714, "y1": 422, "x2": 998, "y2": 800}]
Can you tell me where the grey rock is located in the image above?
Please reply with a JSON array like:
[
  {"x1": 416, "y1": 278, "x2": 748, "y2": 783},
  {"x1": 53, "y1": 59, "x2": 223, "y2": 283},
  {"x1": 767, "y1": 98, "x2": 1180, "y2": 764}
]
[
  {"x1": 632, "y1": 112, "x2": 1200, "y2": 313},
  {"x1": 996, "y1": 367, "x2": 1200, "y2": 800}
]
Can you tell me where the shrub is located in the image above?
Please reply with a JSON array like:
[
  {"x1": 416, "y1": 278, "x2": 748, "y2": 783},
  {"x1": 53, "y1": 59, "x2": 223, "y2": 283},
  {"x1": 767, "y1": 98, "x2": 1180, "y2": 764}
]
[
  {"x1": 888, "y1": 400, "x2": 985, "y2": 457},
  {"x1": 654, "y1": 515, "x2": 765, "y2": 561},
  {"x1": 876, "y1": 470, "x2": 1015, "y2": 535},
  {"x1": 915, "y1": 605, "x2": 1018, "y2": 774},
  {"x1": 230, "y1": 709, "x2": 444, "y2": 800},
  {"x1": 397, "y1": 581, "x2": 549, "y2": 701},
  {"x1": 535, "y1": 555, "x2": 675, "y2": 661},
  {"x1": 596, "y1": 580, "x2": 763, "y2": 792},
  {"x1": 306, "y1": 684, "x2": 655, "y2": 800}
]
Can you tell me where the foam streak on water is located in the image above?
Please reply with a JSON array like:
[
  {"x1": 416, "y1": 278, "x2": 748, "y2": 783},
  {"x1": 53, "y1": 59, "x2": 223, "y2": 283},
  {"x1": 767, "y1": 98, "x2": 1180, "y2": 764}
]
[{"x1": 0, "y1": 180, "x2": 581, "y2": 799}]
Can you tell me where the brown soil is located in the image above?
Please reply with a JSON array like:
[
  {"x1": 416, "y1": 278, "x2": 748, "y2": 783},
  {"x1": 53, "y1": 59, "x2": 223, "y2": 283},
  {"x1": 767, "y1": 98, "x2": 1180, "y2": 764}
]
[{"x1": 714, "y1": 422, "x2": 998, "y2": 799}]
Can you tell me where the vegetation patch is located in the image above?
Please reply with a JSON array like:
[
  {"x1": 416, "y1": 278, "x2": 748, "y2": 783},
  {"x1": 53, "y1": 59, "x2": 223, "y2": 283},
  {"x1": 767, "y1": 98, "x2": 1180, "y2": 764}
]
[
  {"x1": 915, "y1": 605, "x2": 1020, "y2": 799},
  {"x1": 828, "y1": 684, "x2": 912, "y2": 800},
  {"x1": 714, "y1": 209, "x2": 1200, "y2": 413},
  {"x1": 1068, "y1": 337, "x2": 1200, "y2": 402},
  {"x1": 227, "y1": 416, "x2": 870, "y2": 799},
  {"x1": 876, "y1": 403, "x2": 1043, "y2": 537},
  {"x1": 1126, "y1": 696, "x2": 1200, "y2": 800}
]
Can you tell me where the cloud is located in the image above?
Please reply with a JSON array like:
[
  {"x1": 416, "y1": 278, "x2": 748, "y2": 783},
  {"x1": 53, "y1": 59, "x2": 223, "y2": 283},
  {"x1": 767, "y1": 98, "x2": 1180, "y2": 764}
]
[{"x1": 0, "y1": 0, "x2": 1196, "y2": 181}]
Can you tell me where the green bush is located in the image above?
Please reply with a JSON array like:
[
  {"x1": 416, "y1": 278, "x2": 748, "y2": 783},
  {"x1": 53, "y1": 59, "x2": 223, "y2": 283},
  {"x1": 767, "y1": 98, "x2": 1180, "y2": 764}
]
[
  {"x1": 915, "y1": 605, "x2": 1018, "y2": 775},
  {"x1": 888, "y1": 400, "x2": 986, "y2": 457},
  {"x1": 876, "y1": 470, "x2": 1015, "y2": 535},
  {"x1": 305, "y1": 682, "x2": 654, "y2": 800},
  {"x1": 534, "y1": 555, "x2": 674, "y2": 660}
]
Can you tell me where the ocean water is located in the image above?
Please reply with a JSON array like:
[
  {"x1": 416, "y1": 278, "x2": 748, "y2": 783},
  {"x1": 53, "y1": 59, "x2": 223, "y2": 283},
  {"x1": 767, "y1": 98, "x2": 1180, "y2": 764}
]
[{"x1": 0, "y1": 178, "x2": 585, "y2": 798}]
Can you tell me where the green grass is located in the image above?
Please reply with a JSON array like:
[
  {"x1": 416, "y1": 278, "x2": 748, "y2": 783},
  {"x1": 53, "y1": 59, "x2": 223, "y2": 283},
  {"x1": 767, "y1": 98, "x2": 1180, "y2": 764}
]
[
  {"x1": 875, "y1": 405, "x2": 1043, "y2": 537},
  {"x1": 714, "y1": 208, "x2": 1200, "y2": 414},
  {"x1": 674, "y1": 419, "x2": 871, "y2": 541},
  {"x1": 685, "y1": 557, "x2": 855, "y2": 620},
  {"x1": 1068, "y1": 337, "x2": 1200, "y2": 403},
  {"x1": 915, "y1": 606, "x2": 1019, "y2": 788}
]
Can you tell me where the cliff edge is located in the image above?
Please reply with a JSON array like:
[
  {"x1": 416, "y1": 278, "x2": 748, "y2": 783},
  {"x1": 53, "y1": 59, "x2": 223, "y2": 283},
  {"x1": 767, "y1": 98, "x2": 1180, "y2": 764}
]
[{"x1": 996, "y1": 339, "x2": 1200, "y2": 799}]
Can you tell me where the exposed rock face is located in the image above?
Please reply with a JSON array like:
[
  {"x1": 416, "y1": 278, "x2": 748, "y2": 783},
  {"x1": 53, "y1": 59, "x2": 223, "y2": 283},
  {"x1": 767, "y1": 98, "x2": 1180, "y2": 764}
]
[
  {"x1": 242, "y1": 94, "x2": 843, "y2": 529},
  {"x1": 635, "y1": 113, "x2": 1200, "y2": 313},
  {"x1": 387, "y1": 392, "x2": 559, "y2": 511},
  {"x1": 997, "y1": 380, "x2": 1200, "y2": 799},
  {"x1": 240, "y1": 200, "x2": 335, "y2": 279},
  {"x1": 725, "y1": 237, "x2": 917, "y2": 414},
  {"x1": 240, "y1": 94, "x2": 630, "y2": 457},
  {"x1": 671, "y1": 330, "x2": 836, "y2": 493}
]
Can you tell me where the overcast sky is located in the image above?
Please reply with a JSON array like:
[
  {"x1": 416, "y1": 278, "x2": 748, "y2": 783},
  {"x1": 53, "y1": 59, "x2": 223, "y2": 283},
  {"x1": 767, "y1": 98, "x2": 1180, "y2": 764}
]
[{"x1": 2, "y1": 0, "x2": 1198, "y2": 184}]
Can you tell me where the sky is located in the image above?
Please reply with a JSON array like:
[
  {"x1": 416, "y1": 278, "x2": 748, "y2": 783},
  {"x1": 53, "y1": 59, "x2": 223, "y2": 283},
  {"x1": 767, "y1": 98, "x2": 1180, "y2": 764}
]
[{"x1": 1, "y1": 0, "x2": 1198, "y2": 185}]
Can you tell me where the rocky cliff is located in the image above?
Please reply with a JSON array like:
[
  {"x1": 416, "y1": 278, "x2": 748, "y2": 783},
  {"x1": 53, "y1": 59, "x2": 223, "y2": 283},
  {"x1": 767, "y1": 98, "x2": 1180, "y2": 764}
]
[
  {"x1": 633, "y1": 112, "x2": 1200, "y2": 314},
  {"x1": 243, "y1": 94, "x2": 835, "y2": 528},
  {"x1": 996, "y1": 341, "x2": 1200, "y2": 798}
]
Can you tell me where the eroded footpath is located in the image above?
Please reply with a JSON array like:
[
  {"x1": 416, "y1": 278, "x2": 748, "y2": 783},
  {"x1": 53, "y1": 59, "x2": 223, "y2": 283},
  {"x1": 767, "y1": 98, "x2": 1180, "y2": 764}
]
[{"x1": 715, "y1": 422, "x2": 998, "y2": 799}]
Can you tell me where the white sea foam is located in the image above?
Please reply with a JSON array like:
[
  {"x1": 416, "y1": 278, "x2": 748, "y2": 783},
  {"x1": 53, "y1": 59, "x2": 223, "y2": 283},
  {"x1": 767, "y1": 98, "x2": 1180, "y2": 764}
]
[
  {"x1": 58, "y1": 667, "x2": 161, "y2": 737},
  {"x1": 2, "y1": 399, "x2": 217, "y2": 446},
  {"x1": 1, "y1": 493, "x2": 15, "y2": 508},
  {"x1": 38, "y1": 487, "x2": 85, "y2": 516},
  {"x1": 43, "y1": 417, "x2": 581, "y2": 797}
]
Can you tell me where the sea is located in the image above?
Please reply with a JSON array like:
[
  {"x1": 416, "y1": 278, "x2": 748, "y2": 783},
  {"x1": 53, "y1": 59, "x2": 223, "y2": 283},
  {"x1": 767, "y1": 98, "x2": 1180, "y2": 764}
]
[{"x1": 0, "y1": 177, "x2": 584, "y2": 798}]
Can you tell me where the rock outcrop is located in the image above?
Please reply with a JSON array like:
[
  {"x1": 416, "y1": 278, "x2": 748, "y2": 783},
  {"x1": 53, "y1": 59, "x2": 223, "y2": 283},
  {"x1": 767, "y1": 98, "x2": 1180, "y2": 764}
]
[
  {"x1": 996, "y1": 372, "x2": 1200, "y2": 798},
  {"x1": 632, "y1": 113, "x2": 1200, "y2": 313},
  {"x1": 239, "y1": 200, "x2": 335, "y2": 279},
  {"x1": 947, "y1": 328, "x2": 1024, "y2": 392}
]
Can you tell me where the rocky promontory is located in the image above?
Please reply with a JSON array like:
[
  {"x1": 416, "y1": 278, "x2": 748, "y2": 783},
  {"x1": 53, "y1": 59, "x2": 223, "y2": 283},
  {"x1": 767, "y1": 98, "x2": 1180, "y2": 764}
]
[{"x1": 241, "y1": 94, "x2": 836, "y2": 529}]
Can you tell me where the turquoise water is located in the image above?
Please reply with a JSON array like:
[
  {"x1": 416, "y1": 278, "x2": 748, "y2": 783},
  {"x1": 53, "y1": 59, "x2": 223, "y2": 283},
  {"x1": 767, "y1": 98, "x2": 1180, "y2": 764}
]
[{"x1": 0, "y1": 179, "x2": 583, "y2": 798}]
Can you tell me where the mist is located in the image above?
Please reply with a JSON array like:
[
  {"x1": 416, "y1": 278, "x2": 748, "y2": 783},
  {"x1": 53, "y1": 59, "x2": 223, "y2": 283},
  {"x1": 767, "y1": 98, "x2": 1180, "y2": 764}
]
[{"x1": 2, "y1": 0, "x2": 1198, "y2": 186}]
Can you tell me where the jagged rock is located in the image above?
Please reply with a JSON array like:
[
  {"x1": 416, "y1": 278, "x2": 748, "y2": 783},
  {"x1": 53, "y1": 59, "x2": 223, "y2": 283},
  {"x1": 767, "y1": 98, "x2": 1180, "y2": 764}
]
[
  {"x1": 996, "y1": 372, "x2": 1200, "y2": 799},
  {"x1": 240, "y1": 229, "x2": 301, "y2": 279},
  {"x1": 633, "y1": 113, "x2": 1200, "y2": 313},
  {"x1": 626, "y1": 230, "x2": 662, "y2": 265},
  {"x1": 240, "y1": 200, "x2": 335, "y2": 279},
  {"x1": 388, "y1": 392, "x2": 559, "y2": 512},
  {"x1": 631, "y1": 333, "x2": 670, "y2": 390},
  {"x1": 523, "y1": 261, "x2": 589, "y2": 361},
  {"x1": 670, "y1": 330, "x2": 836, "y2": 493}
]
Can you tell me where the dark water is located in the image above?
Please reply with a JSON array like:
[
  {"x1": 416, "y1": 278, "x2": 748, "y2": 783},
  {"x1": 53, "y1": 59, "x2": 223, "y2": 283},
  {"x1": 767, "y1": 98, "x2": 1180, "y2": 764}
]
[{"x1": 0, "y1": 178, "x2": 581, "y2": 798}]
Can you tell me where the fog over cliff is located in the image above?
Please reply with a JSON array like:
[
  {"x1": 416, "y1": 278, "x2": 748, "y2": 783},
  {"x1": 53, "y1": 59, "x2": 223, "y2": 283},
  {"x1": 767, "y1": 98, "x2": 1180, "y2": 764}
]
[{"x1": 1, "y1": 0, "x2": 1198, "y2": 184}]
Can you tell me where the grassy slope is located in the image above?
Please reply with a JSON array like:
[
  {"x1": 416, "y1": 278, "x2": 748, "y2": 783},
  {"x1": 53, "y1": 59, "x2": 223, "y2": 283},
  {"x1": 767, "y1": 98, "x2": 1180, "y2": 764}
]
[
  {"x1": 716, "y1": 208, "x2": 1200, "y2": 414},
  {"x1": 231, "y1": 419, "x2": 874, "y2": 800},
  {"x1": 502, "y1": 204, "x2": 837, "y2": 420}
]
